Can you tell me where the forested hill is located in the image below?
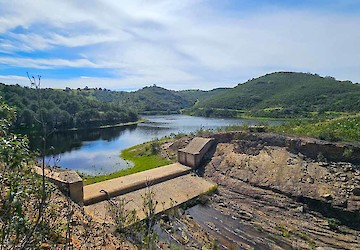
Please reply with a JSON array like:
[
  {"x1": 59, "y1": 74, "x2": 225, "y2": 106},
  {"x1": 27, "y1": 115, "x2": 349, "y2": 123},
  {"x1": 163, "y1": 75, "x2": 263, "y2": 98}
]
[
  {"x1": 0, "y1": 83, "x2": 138, "y2": 131},
  {"x1": 92, "y1": 85, "x2": 229, "y2": 114},
  {"x1": 189, "y1": 72, "x2": 360, "y2": 118},
  {"x1": 93, "y1": 85, "x2": 192, "y2": 114},
  {"x1": 177, "y1": 88, "x2": 230, "y2": 106}
]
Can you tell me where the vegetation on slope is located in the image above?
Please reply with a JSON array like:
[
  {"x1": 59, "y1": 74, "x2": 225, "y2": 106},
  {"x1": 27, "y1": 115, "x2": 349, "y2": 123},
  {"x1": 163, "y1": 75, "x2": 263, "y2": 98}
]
[
  {"x1": 177, "y1": 88, "x2": 230, "y2": 106},
  {"x1": 120, "y1": 86, "x2": 192, "y2": 114},
  {"x1": 270, "y1": 114, "x2": 360, "y2": 142},
  {"x1": 189, "y1": 72, "x2": 360, "y2": 118},
  {"x1": 93, "y1": 85, "x2": 190, "y2": 114},
  {"x1": 0, "y1": 102, "x2": 63, "y2": 248}
]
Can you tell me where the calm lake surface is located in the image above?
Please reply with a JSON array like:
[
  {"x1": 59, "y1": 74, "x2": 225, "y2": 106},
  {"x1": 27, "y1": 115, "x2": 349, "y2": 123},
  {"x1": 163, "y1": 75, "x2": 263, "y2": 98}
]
[{"x1": 29, "y1": 115, "x2": 283, "y2": 175}]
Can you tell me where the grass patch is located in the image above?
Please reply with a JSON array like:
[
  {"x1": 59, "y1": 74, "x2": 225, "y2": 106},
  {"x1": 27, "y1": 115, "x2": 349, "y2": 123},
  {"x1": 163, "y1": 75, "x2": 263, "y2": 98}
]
[
  {"x1": 327, "y1": 218, "x2": 341, "y2": 231},
  {"x1": 263, "y1": 107, "x2": 284, "y2": 112},
  {"x1": 276, "y1": 224, "x2": 291, "y2": 239},
  {"x1": 83, "y1": 139, "x2": 172, "y2": 185},
  {"x1": 297, "y1": 232, "x2": 317, "y2": 249}
]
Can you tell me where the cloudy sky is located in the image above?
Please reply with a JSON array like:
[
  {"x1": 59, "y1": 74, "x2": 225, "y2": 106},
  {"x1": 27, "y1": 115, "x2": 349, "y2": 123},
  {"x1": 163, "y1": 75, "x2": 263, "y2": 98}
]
[{"x1": 0, "y1": 0, "x2": 359, "y2": 90}]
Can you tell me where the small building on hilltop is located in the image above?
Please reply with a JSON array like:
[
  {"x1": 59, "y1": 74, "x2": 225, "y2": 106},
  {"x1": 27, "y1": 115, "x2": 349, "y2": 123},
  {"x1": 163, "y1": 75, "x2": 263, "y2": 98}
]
[{"x1": 178, "y1": 137, "x2": 215, "y2": 169}]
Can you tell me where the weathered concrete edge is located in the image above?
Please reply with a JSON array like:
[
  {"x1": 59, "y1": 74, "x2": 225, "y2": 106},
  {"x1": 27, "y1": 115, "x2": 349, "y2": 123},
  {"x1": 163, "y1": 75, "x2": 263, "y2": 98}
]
[{"x1": 33, "y1": 166, "x2": 84, "y2": 204}]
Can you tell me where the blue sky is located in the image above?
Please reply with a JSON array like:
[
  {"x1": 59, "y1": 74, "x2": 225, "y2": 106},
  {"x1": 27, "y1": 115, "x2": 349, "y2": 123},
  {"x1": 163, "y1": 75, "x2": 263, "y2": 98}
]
[{"x1": 0, "y1": 0, "x2": 359, "y2": 90}]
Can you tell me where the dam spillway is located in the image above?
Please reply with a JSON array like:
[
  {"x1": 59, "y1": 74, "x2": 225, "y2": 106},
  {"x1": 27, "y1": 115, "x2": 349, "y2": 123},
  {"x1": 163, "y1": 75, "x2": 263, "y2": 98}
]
[
  {"x1": 83, "y1": 163, "x2": 191, "y2": 205},
  {"x1": 83, "y1": 137, "x2": 216, "y2": 223},
  {"x1": 84, "y1": 168, "x2": 215, "y2": 223},
  {"x1": 37, "y1": 137, "x2": 216, "y2": 223}
]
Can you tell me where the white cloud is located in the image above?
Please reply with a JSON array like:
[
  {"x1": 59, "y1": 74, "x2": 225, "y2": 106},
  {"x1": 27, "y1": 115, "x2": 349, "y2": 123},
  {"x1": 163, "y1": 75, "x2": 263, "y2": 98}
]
[
  {"x1": 0, "y1": 0, "x2": 360, "y2": 89},
  {"x1": 0, "y1": 56, "x2": 97, "y2": 69},
  {"x1": 0, "y1": 75, "x2": 28, "y2": 81}
]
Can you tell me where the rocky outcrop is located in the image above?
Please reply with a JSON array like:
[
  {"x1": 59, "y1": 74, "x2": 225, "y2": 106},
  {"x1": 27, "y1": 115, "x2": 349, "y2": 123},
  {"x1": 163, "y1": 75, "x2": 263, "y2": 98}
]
[
  {"x1": 162, "y1": 132, "x2": 360, "y2": 249},
  {"x1": 164, "y1": 132, "x2": 360, "y2": 214},
  {"x1": 207, "y1": 131, "x2": 360, "y2": 164},
  {"x1": 207, "y1": 142, "x2": 360, "y2": 213}
]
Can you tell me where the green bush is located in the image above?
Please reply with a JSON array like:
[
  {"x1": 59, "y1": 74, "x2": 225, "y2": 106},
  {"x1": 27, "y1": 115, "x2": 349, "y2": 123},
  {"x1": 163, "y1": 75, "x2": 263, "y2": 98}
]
[{"x1": 327, "y1": 218, "x2": 340, "y2": 231}]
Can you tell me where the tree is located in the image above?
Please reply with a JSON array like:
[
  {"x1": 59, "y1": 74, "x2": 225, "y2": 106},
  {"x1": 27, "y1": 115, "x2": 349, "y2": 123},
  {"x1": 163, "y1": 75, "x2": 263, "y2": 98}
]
[
  {"x1": 0, "y1": 74, "x2": 78, "y2": 248},
  {"x1": 0, "y1": 102, "x2": 46, "y2": 248},
  {"x1": 65, "y1": 100, "x2": 80, "y2": 115},
  {"x1": 17, "y1": 108, "x2": 35, "y2": 126}
]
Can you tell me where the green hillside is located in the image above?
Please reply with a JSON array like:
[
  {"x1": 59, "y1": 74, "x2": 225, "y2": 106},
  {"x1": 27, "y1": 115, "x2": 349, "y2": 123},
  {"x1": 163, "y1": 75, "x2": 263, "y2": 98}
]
[
  {"x1": 177, "y1": 88, "x2": 230, "y2": 104},
  {"x1": 120, "y1": 86, "x2": 191, "y2": 114},
  {"x1": 92, "y1": 85, "x2": 193, "y2": 114},
  {"x1": 0, "y1": 83, "x2": 138, "y2": 131},
  {"x1": 92, "y1": 85, "x2": 229, "y2": 114},
  {"x1": 190, "y1": 72, "x2": 360, "y2": 118}
]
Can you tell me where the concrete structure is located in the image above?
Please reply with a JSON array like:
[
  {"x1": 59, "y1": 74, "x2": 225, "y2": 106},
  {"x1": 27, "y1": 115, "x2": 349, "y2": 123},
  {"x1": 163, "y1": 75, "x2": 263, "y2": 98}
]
[
  {"x1": 33, "y1": 166, "x2": 83, "y2": 204},
  {"x1": 178, "y1": 137, "x2": 215, "y2": 169},
  {"x1": 248, "y1": 125, "x2": 266, "y2": 132},
  {"x1": 83, "y1": 163, "x2": 191, "y2": 205},
  {"x1": 34, "y1": 136, "x2": 216, "y2": 213},
  {"x1": 85, "y1": 173, "x2": 216, "y2": 224}
]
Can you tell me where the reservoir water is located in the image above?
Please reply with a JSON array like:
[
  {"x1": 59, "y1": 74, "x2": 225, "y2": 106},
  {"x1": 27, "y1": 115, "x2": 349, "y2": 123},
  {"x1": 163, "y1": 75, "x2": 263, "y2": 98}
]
[{"x1": 29, "y1": 115, "x2": 283, "y2": 175}]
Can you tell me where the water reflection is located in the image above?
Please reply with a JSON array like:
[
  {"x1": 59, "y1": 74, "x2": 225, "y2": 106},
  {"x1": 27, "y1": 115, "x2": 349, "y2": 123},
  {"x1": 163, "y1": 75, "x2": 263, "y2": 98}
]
[
  {"x1": 29, "y1": 115, "x2": 283, "y2": 175},
  {"x1": 30, "y1": 125, "x2": 137, "y2": 156}
]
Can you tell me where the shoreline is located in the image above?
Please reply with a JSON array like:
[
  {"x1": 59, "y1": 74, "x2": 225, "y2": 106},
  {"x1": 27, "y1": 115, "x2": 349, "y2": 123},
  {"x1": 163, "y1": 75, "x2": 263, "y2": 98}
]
[
  {"x1": 82, "y1": 139, "x2": 172, "y2": 185},
  {"x1": 66, "y1": 119, "x2": 146, "y2": 132},
  {"x1": 13, "y1": 119, "x2": 146, "y2": 135}
]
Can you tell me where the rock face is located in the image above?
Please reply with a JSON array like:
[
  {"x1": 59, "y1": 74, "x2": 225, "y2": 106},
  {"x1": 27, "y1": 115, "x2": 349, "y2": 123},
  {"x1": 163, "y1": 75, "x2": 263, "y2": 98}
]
[
  {"x1": 208, "y1": 142, "x2": 360, "y2": 213},
  {"x1": 164, "y1": 132, "x2": 360, "y2": 249},
  {"x1": 209, "y1": 131, "x2": 360, "y2": 164}
]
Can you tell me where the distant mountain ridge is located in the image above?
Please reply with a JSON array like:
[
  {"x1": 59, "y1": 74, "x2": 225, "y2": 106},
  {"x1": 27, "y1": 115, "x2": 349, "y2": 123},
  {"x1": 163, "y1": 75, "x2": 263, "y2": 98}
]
[{"x1": 189, "y1": 72, "x2": 360, "y2": 118}]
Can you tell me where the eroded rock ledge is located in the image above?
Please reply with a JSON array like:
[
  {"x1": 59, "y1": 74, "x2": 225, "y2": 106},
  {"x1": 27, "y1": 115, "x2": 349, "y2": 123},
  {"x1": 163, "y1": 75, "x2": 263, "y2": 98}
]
[{"x1": 210, "y1": 131, "x2": 360, "y2": 164}]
